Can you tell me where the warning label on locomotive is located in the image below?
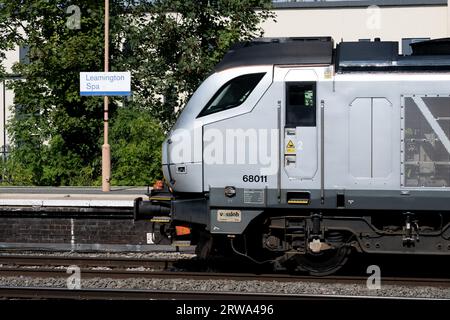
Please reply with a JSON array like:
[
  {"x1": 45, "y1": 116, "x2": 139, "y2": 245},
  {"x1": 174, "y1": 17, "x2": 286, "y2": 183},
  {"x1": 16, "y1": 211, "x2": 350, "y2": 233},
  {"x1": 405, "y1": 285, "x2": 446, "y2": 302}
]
[
  {"x1": 217, "y1": 210, "x2": 242, "y2": 222},
  {"x1": 286, "y1": 140, "x2": 296, "y2": 154},
  {"x1": 244, "y1": 189, "x2": 264, "y2": 204}
]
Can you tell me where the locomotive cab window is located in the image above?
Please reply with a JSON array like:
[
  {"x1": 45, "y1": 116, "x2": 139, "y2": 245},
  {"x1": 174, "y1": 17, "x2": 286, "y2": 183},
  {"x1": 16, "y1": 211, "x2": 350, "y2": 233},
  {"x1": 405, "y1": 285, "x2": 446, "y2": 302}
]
[
  {"x1": 285, "y1": 82, "x2": 316, "y2": 127},
  {"x1": 197, "y1": 73, "x2": 266, "y2": 118}
]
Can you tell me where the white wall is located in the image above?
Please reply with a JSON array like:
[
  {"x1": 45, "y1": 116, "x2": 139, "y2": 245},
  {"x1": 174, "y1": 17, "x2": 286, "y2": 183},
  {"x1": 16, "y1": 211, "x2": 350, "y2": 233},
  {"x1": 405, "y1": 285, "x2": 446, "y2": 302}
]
[
  {"x1": 1, "y1": 46, "x2": 19, "y2": 156},
  {"x1": 448, "y1": 1, "x2": 450, "y2": 35},
  {"x1": 0, "y1": 79, "x2": 15, "y2": 157},
  {"x1": 262, "y1": 5, "x2": 449, "y2": 51},
  {"x1": 3, "y1": 46, "x2": 19, "y2": 74}
]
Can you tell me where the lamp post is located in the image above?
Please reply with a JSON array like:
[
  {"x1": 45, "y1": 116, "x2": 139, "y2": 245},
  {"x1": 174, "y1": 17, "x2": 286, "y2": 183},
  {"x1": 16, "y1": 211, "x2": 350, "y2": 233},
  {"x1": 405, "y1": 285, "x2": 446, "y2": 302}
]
[{"x1": 102, "y1": 0, "x2": 111, "y2": 192}]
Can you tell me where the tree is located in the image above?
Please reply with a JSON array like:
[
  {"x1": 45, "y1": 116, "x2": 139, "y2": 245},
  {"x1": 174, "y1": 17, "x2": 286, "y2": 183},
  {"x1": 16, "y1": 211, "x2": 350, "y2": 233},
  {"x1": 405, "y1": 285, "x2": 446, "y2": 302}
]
[
  {"x1": 109, "y1": 106, "x2": 164, "y2": 186},
  {"x1": 0, "y1": 0, "x2": 274, "y2": 186},
  {"x1": 1, "y1": 1, "x2": 108, "y2": 185},
  {"x1": 116, "y1": 0, "x2": 275, "y2": 129}
]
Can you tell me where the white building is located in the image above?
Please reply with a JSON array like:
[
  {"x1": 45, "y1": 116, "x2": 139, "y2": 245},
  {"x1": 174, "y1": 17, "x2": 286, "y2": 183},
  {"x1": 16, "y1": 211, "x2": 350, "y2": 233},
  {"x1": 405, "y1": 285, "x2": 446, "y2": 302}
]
[
  {"x1": 1, "y1": 0, "x2": 449, "y2": 157},
  {"x1": 0, "y1": 47, "x2": 22, "y2": 159},
  {"x1": 265, "y1": 0, "x2": 450, "y2": 52}
]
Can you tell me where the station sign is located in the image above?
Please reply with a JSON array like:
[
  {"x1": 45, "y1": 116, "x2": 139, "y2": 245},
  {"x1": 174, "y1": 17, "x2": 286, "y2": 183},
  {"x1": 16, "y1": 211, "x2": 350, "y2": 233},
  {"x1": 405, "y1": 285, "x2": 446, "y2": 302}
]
[{"x1": 80, "y1": 71, "x2": 131, "y2": 96}]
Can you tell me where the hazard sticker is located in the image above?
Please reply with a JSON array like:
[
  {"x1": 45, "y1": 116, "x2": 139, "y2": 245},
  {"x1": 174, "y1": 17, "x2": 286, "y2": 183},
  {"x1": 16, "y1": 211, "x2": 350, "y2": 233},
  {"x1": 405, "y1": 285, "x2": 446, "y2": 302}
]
[{"x1": 286, "y1": 140, "x2": 296, "y2": 154}]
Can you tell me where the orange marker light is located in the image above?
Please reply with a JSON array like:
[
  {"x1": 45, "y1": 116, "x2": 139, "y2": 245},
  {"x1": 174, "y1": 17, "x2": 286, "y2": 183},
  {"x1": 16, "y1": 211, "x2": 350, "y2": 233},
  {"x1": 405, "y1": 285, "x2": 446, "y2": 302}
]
[{"x1": 175, "y1": 226, "x2": 191, "y2": 236}]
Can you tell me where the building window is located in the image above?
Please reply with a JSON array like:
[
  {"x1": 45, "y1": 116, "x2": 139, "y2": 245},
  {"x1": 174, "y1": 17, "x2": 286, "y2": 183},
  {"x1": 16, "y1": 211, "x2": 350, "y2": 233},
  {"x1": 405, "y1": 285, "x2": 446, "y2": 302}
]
[{"x1": 19, "y1": 45, "x2": 30, "y2": 65}]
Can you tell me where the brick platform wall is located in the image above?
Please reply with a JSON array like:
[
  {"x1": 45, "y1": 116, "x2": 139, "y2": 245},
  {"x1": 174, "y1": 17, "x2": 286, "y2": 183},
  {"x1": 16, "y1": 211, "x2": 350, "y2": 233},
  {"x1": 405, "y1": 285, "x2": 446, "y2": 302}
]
[{"x1": 0, "y1": 218, "x2": 154, "y2": 245}]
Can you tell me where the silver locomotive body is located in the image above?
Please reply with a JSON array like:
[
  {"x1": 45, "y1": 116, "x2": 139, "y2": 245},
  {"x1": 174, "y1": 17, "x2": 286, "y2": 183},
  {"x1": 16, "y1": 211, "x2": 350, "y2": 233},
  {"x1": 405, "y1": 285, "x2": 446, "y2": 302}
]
[{"x1": 137, "y1": 38, "x2": 450, "y2": 274}]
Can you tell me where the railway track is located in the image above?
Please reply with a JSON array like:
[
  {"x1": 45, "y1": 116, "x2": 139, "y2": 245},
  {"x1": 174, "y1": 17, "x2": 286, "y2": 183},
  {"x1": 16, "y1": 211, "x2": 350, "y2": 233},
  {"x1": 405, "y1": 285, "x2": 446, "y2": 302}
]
[
  {"x1": 0, "y1": 254, "x2": 179, "y2": 270},
  {"x1": 0, "y1": 254, "x2": 449, "y2": 289},
  {"x1": 0, "y1": 286, "x2": 444, "y2": 300},
  {"x1": 0, "y1": 267, "x2": 450, "y2": 288}
]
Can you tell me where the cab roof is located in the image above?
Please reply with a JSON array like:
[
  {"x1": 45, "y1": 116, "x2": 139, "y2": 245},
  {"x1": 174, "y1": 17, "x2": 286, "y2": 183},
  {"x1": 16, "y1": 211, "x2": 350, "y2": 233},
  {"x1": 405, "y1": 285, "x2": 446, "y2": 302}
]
[{"x1": 214, "y1": 37, "x2": 334, "y2": 72}]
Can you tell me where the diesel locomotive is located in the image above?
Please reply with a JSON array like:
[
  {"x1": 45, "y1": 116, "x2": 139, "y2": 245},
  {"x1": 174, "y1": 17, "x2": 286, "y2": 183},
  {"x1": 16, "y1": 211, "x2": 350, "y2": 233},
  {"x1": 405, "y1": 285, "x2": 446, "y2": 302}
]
[{"x1": 135, "y1": 37, "x2": 450, "y2": 275}]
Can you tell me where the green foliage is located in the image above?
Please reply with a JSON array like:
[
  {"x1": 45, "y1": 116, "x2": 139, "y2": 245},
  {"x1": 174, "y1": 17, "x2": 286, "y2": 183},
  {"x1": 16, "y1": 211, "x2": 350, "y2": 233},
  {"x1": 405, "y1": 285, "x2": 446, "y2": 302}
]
[
  {"x1": 0, "y1": 0, "x2": 274, "y2": 186},
  {"x1": 0, "y1": 0, "x2": 106, "y2": 186},
  {"x1": 116, "y1": 0, "x2": 275, "y2": 129},
  {"x1": 110, "y1": 106, "x2": 164, "y2": 186}
]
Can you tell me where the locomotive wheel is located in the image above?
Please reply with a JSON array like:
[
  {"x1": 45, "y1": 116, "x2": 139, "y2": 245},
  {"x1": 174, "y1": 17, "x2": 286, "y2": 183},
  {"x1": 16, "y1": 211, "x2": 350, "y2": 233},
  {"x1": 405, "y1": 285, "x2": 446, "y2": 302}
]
[
  {"x1": 290, "y1": 246, "x2": 351, "y2": 276},
  {"x1": 195, "y1": 233, "x2": 213, "y2": 260}
]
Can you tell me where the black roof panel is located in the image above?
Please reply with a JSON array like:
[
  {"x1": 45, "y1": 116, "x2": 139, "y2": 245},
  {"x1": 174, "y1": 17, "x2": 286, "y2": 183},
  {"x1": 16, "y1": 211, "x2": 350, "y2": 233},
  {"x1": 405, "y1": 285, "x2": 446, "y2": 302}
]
[
  {"x1": 336, "y1": 41, "x2": 399, "y2": 67},
  {"x1": 214, "y1": 37, "x2": 334, "y2": 72},
  {"x1": 411, "y1": 38, "x2": 450, "y2": 55},
  {"x1": 336, "y1": 38, "x2": 450, "y2": 72}
]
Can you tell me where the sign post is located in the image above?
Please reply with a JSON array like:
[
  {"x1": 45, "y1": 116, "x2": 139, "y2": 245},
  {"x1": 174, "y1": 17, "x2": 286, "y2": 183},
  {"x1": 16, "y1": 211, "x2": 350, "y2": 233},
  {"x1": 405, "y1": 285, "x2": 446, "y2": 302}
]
[
  {"x1": 79, "y1": 1, "x2": 131, "y2": 192},
  {"x1": 79, "y1": 70, "x2": 131, "y2": 192},
  {"x1": 102, "y1": 0, "x2": 111, "y2": 192},
  {"x1": 103, "y1": 0, "x2": 110, "y2": 192}
]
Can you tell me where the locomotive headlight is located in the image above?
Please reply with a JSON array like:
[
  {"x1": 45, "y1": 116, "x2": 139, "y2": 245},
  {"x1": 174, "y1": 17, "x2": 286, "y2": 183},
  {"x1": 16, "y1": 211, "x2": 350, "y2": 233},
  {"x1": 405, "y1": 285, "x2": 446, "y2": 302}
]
[{"x1": 224, "y1": 186, "x2": 236, "y2": 198}]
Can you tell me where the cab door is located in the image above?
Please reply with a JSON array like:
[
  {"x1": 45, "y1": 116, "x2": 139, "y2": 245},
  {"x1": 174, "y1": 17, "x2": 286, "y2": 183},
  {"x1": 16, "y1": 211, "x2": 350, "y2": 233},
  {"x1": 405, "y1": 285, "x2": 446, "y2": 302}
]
[{"x1": 278, "y1": 68, "x2": 321, "y2": 192}]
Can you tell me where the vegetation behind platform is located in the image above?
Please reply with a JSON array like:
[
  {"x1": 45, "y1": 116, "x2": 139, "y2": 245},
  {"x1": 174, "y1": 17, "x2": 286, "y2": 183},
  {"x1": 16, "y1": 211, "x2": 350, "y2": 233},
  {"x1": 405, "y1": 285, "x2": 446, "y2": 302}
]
[{"x1": 0, "y1": 0, "x2": 274, "y2": 186}]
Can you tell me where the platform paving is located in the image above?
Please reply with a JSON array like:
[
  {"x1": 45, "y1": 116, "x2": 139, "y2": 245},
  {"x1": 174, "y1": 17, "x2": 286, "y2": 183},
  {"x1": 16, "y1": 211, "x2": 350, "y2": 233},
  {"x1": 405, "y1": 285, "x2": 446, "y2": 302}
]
[{"x1": 0, "y1": 186, "x2": 150, "y2": 208}]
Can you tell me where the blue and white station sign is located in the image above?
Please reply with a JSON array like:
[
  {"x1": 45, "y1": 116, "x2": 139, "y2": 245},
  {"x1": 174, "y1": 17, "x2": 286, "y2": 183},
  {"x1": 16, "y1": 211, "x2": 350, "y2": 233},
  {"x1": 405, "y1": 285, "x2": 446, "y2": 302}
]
[{"x1": 80, "y1": 71, "x2": 131, "y2": 96}]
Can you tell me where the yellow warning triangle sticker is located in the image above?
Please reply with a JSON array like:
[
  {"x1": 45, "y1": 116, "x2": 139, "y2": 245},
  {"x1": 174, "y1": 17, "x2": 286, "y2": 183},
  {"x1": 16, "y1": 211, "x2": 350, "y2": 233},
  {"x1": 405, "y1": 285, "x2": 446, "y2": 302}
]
[{"x1": 287, "y1": 140, "x2": 295, "y2": 148}]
